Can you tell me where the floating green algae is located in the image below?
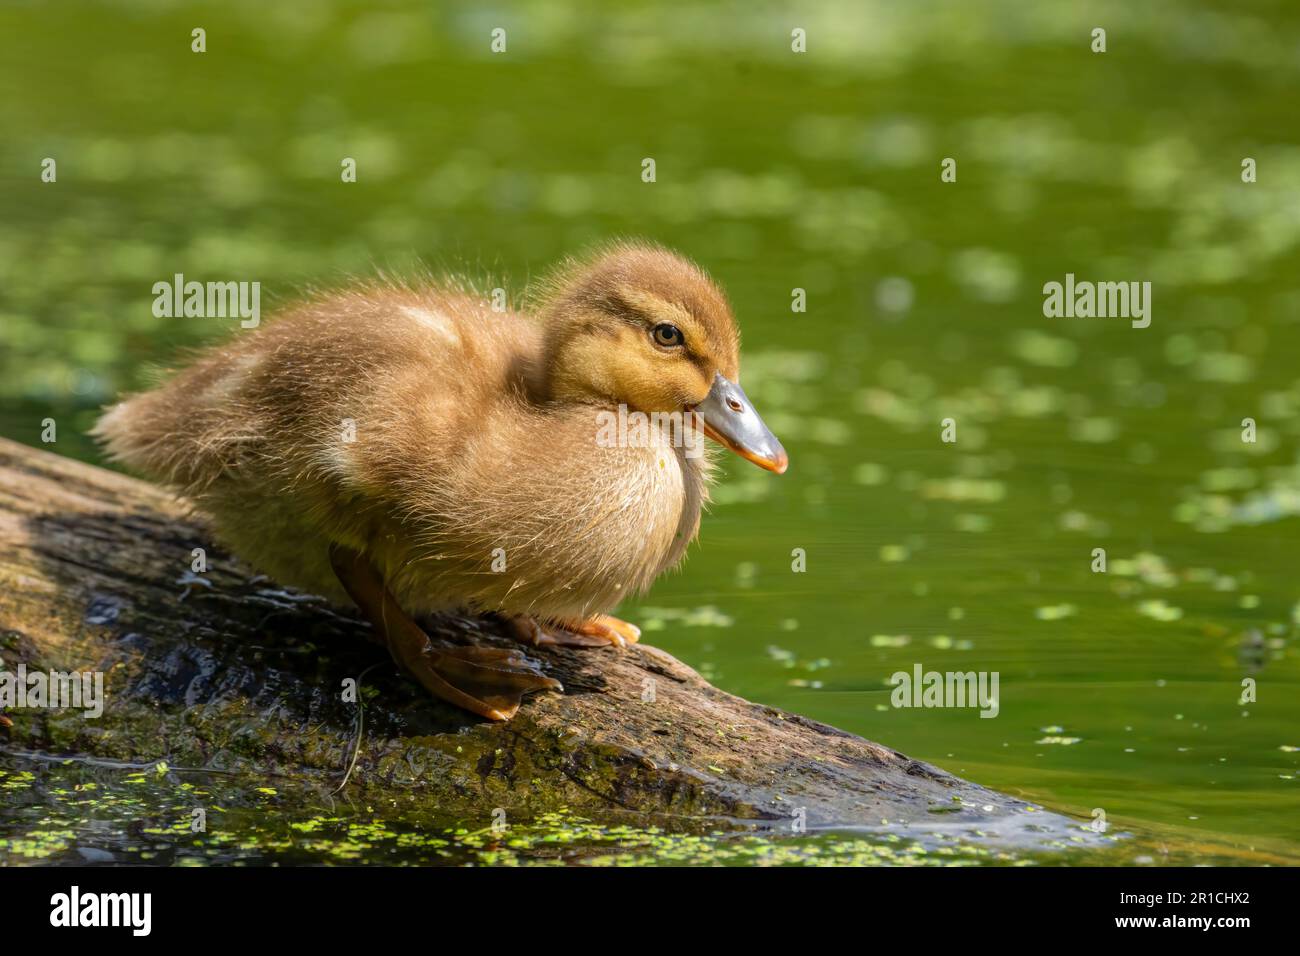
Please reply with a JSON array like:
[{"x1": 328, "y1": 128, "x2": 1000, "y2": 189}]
[{"x1": 1, "y1": 757, "x2": 1156, "y2": 867}]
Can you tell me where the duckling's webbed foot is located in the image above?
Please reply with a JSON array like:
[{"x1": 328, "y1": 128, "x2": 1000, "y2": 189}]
[
  {"x1": 425, "y1": 645, "x2": 563, "y2": 720},
  {"x1": 329, "y1": 546, "x2": 562, "y2": 721},
  {"x1": 509, "y1": 613, "x2": 642, "y2": 649}
]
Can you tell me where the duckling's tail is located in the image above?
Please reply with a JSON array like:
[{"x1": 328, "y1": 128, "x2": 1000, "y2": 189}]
[
  {"x1": 93, "y1": 383, "x2": 237, "y2": 495},
  {"x1": 93, "y1": 391, "x2": 190, "y2": 487}
]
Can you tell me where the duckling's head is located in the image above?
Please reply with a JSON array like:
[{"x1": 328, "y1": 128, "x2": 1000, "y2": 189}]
[{"x1": 535, "y1": 241, "x2": 787, "y2": 474}]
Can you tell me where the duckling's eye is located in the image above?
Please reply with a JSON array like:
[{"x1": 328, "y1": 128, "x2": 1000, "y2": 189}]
[{"x1": 651, "y1": 323, "x2": 685, "y2": 348}]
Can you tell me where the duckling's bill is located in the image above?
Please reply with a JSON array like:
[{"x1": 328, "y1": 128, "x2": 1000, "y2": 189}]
[{"x1": 690, "y1": 372, "x2": 789, "y2": 475}]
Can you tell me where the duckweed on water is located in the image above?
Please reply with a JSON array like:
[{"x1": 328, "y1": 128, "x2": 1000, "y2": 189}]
[
  {"x1": 1034, "y1": 604, "x2": 1078, "y2": 622},
  {"x1": 0, "y1": 761, "x2": 1047, "y2": 867},
  {"x1": 637, "y1": 605, "x2": 735, "y2": 632}
]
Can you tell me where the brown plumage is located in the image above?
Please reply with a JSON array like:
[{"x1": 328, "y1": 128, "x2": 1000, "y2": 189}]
[{"x1": 95, "y1": 241, "x2": 786, "y2": 719}]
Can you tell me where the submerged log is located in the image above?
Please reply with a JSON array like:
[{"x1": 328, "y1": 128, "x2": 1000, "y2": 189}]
[{"x1": 0, "y1": 437, "x2": 1093, "y2": 849}]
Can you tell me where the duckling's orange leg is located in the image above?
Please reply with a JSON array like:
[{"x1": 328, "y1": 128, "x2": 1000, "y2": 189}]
[
  {"x1": 509, "y1": 614, "x2": 641, "y2": 649},
  {"x1": 329, "y1": 545, "x2": 562, "y2": 721}
]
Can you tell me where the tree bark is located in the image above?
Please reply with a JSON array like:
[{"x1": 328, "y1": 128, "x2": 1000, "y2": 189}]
[{"x1": 0, "y1": 437, "x2": 1090, "y2": 850}]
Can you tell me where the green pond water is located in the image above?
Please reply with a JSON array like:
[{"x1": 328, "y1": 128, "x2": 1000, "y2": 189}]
[{"x1": 2, "y1": 0, "x2": 1298, "y2": 865}]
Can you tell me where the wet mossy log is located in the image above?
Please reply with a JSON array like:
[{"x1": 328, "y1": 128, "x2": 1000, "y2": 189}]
[{"x1": 0, "y1": 437, "x2": 1086, "y2": 845}]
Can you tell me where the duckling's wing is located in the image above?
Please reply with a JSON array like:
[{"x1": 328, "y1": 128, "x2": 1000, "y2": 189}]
[
  {"x1": 93, "y1": 344, "x2": 271, "y2": 494},
  {"x1": 93, "y1": 282, "x2": 541, "y2": 497}
]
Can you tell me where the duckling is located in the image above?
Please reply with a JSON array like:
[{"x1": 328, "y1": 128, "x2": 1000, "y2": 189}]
[{"x1": 94, "y1": 242, "x2": 787, "y2": 720}]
